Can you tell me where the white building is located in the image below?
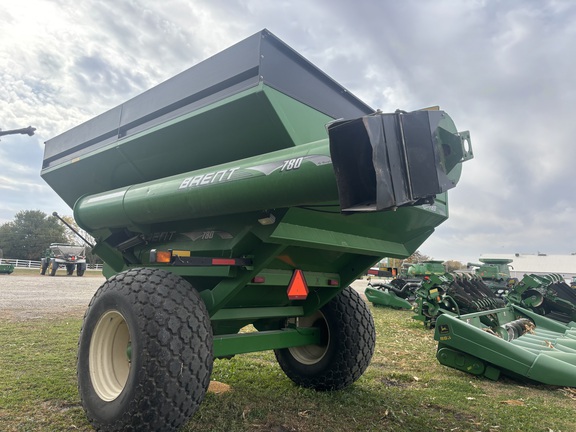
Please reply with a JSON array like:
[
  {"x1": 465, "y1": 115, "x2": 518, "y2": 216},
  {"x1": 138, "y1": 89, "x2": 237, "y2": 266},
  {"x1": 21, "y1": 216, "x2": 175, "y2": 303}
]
[{"x1": 479, "y1": 253, "x2": 576, "y2": 282}]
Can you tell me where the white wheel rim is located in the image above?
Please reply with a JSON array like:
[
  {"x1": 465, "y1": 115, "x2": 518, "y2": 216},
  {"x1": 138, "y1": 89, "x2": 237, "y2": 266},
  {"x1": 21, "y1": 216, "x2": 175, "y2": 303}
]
[
  {"x1": 89, "y1": 310, "x2": 131, "y2": 401},
  {"x1": 288, "y1": 311, "x2": 330, "y2": 365}
]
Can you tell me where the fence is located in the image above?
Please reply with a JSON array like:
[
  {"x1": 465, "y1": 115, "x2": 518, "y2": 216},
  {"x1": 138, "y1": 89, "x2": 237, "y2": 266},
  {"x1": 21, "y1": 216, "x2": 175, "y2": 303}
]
[{"x1": 0, "y1": 258, "x2": 103, "y2": 270}]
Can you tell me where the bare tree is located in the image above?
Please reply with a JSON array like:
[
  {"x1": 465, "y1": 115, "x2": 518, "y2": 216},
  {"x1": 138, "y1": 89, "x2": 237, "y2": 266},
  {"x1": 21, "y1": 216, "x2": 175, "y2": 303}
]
[{"x1": 403, "y1": 250, "x2": 431, "y2": 264}]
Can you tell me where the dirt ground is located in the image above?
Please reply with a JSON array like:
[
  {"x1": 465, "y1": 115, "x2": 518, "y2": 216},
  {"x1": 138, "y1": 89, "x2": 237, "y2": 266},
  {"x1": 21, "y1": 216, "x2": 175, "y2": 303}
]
[{"x1": 0, "y1": 273, "x2": 370, "y2": 321}]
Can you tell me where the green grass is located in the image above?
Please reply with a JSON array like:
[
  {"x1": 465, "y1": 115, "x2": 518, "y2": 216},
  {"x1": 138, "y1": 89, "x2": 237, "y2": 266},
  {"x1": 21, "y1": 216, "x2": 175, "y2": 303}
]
[{"x1": 1, "y1": 307, "x2": 575, "y2": 432}]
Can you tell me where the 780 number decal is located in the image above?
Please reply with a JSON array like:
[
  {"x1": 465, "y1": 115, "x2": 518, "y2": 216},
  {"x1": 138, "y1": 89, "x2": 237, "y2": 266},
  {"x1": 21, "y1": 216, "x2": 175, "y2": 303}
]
[{"x1": 280, "y1": 157, "x2": 303, "y2": 171}]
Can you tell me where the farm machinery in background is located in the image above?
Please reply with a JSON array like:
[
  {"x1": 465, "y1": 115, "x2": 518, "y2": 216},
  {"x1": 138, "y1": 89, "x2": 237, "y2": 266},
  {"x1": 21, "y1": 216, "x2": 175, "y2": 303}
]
[
  {"x1": 365, "y1": 260, "x2": 447, "y2": 309},
  {"x1": 0, "y1": 248, "x2": 12, "y2": 274},
  {"x1": 40, "y1": 29, "x2": 473, "y2": 431},
  {"x1": 506, "y1": 273, "x2": 576, "y2": 324},
  {"x1": 0, "y1": 260, "x2": 14, "y2": 274},
  {"x1": 40, "y1": 243, "x2": 87, "y2": 276},
  {"x1": 434, "y1": 294, "x2": 576, "y2": 387},
  {"x1": 412, "y1": 271, "x2": 576, "y2": 328},
  {"x1": 364, "y1": 278, "x2": 415, "y2": 310},
  {"x1": 400, "y1": 259, "x2": 446, "y2": 279},
  {"x1": 467, "y1": 258, "x2": 516, "y2": 296},
  {"x1": 407, "y1": 269, "x2": 576, "y2": 386},
  {"x1": 412, "y1": 273, "x2": 505, "y2": 328}
]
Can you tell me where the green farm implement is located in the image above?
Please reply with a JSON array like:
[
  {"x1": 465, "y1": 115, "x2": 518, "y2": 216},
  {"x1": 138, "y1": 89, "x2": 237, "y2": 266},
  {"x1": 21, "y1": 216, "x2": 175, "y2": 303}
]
[
  {"x1": 468, "y1": 258, "x2": 516, "y2": 295},
  {"x1": 507, "y1": 273, "x2": 576, "y2": 324},
  {"x1": 366, "y1": 259, "x2": 448, "y2": 309},
  {"x1": 0, "y1": 261, "x2": 14, "y2": 274},
  {"x1": 364, "y1": 280, "x2": 414, "y2": 310},
  {"x1": 430, "y1": 273, "x2": 576, "y2": 386},
  {"x1": 402, "y1": 259, "x2": 446, "y2": 279},
  {"x1": 435, "y1": 305, "x2": 576, "y2": 386},
  {"x1": 413, "y1": 273, "x2": 505, "y2": 328},
  {"x1": 41, "y1": 29, "x2": 472, "y2": 431}
]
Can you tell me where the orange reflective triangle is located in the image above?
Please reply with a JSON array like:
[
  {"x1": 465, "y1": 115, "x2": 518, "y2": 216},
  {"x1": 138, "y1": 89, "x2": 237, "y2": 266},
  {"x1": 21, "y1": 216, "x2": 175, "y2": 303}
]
[{"x1": 287, "y1": 269, "x2": 309, "y2": 300}]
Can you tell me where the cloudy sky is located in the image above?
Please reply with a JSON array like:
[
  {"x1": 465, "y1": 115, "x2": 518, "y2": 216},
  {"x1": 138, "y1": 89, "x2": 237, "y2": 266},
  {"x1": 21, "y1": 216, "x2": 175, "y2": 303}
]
[{"x1": 1, "y1": 0, "x2": 575, "y2": 264}]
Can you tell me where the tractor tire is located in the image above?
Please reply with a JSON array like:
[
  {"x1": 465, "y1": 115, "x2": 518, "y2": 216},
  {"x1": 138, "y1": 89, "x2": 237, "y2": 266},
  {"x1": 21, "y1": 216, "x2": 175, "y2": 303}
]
[
  {"x1": 49, "y1": 259, "x2": 58, "y2": 276},
  {"x1": 274, "y1": 286, "x2": 375, "y2": 391},
  {"x1": 40, "y1": 258, "x2": 48, "y2": 275},
  {"x1": 66, "y1": 264, "x2": 75, "y2": 275},
  {"x1": 76, "y1": 263, "x2": 86, "y2": 277},
  {"x1": 77, "y1": 268, "x2": 213, "y2": 432}
]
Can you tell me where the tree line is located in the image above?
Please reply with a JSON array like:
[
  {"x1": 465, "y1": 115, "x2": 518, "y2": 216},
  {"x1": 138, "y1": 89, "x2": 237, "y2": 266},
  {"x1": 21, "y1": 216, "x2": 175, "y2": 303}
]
[{"x1": 0, "y1": 210, "x2": 101, "y2": 264}]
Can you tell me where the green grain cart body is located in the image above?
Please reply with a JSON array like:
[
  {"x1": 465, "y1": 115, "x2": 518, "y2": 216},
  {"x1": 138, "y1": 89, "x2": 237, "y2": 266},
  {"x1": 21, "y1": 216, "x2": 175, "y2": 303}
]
[{"x1": 42, "y1": 29, "x2": 472, "y2": 431}]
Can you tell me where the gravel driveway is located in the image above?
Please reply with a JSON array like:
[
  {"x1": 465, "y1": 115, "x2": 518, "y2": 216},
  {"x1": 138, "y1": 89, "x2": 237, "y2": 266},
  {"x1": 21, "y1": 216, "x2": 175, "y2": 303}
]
[
  {"x1": 0, "y1": 273, "x2": 370, "y2": 321},
  {"x1": 0, "y1": 273, "x2": 105, "y2": 321}
]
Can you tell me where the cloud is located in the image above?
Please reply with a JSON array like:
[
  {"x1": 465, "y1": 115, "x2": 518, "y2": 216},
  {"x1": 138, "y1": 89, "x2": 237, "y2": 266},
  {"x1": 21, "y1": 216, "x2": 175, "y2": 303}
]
[{"x1": 0, "y1": 0, "x2": 575, "y2": 264}]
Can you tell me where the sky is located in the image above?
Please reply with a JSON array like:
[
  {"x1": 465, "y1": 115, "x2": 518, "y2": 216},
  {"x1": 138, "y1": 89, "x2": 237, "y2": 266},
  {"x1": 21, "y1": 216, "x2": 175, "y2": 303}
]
[{"x1": 1, "y1": 0, "x2": 575, "y2": 264}]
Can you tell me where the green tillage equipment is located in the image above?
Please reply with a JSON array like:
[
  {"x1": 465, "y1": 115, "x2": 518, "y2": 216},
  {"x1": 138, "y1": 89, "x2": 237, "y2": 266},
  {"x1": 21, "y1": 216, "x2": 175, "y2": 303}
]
[
  {"x1": 435, "y1": 305, "x2": 576, "y2": 386},
  {"x1": 41, "y1": 29, "x2": 472, "y2": 431}
]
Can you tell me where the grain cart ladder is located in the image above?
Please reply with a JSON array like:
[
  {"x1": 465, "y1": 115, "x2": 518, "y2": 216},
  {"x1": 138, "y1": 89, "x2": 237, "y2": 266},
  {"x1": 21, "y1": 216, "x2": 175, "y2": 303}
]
[{"x1": 41, "y1": 29, "x2": 472, "y2": 431}]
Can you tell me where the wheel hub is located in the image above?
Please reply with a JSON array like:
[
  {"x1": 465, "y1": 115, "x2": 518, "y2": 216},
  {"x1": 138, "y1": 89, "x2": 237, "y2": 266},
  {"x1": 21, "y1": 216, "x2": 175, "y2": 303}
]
[
  {"x1": 89, "y1": 310, "x2": 131, "y2": 401},
  {"x1": 288, "y1": 311, "x2": 330, "y2": 365}
]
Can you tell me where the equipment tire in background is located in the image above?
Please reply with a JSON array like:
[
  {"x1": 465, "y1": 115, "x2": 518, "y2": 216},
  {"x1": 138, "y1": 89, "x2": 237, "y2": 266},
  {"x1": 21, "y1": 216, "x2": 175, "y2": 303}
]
[
  {"x1": 76, "y1": 262, "x2": 86, "y2": 277},
  {"x1": 77, "y1": 268, "x2": 213, "y2": 431},
  {"x1": 49, "y1": 259, "x2": 58, "y2": 276},
  {"x1": 66, "y1": 264, "x2": 75, "y2": 275},
  {"x1": 40, "y1": 258, "x2": 48, "y2": 275},
  {"x1": 274, "y1": 286, "x2": 375, "y2": 390}
]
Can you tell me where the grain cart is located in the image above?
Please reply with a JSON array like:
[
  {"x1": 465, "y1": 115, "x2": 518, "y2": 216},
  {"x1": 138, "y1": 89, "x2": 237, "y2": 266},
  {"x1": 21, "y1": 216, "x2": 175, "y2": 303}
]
[
  {"x1": 41, "y1": 29, "x2": 472, "y2": 431},
  {"x1": 40, "y1": 243, "x2": 87, "y2": 276}
]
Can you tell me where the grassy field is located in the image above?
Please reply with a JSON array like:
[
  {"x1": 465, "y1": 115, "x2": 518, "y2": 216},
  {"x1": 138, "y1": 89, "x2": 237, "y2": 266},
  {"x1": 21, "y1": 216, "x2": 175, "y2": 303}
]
[{"x1": 1, "y1": 305, "x2": 574, "y2": 432}]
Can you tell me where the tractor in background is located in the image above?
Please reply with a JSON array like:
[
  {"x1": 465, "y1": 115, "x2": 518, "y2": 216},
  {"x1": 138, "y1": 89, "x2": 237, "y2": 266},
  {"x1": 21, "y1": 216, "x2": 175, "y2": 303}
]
[{"x1": 40, "y1": 243, "x2": 87, "y2": 276}]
